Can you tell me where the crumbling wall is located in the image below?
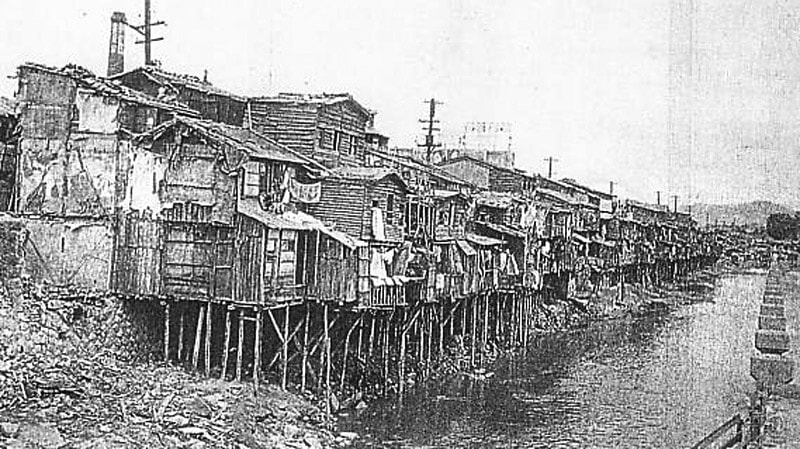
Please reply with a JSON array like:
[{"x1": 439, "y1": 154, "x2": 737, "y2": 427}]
[
  {"x1": 0, "y1": 216, "x2": 26, "y2": 279},
  {"x1": 22, "y1": 218, "x2": 112, "y2": 290}
]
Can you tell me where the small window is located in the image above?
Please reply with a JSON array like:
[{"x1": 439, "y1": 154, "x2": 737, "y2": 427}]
[
  {"x1": 387, "y1": 194, "x2": 395, "y2": 224},
  {"x1": 372, "y1": 199, "x2": 380, "y2": 208},
  {"x1": 333, "y1": 131, "x2": 342, "y2": 153}
]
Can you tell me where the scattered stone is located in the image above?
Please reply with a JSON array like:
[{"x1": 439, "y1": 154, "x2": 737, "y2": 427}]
[
  {"x1": 284, "y1": 423, "x2": 300, "y2": 439},
  {"x1": 15, "y1": 424, "x2": 65, "y2": 449},
  {"x1": 0, "y1": 421, "x2": 20, "y2": 438},
  {"x1": 304, "y1": 436, "x2": 323, "y2": 449},
  {"x1": 355, "y1": 401, "x2": 368, "y2": 411}
]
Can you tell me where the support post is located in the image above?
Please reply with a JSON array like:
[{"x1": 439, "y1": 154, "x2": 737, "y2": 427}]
[
  {"x1": 282, "y1": 303, "x2": 290, "y2": 389},
  {"x1": 236, "y1": 309, "x2": 244, "y2": 382},
  {"x1": 399, "y1": 308, "x2": 407, "y2": 397},
  {"x1": 178, "y1": 304, "x2": 185, "y2": 361},
  {"x1": 301, "y1": 302, "x2": 310, "y2": 391},
  {"x1": 204, "y1": 302, "x2": 212, "y2": 376},
  {"x1": 162, "y1": 301, "x2": 170, "y2": 361},
  {"x1": 192, "y1": 304, "x2": 204, "y2": 370},
  {"x1": 221, "y1": 306, "x2": 232, "y2": 379},
  {"x1": 254, "y1": 308, "x2": 263, "y2": 386},
  {"x1": 324, "y1": 303, "x2": 332, "y2": 415}
]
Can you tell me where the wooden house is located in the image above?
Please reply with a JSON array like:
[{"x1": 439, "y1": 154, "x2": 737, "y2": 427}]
[
  {"x1": 438, "y1": 155, "x2": 536, "y2": 194},
  {"x1": 12, "y1": 63, "x2": 194, "y2": 289},
  {"x1": 114, "y1": 115, "x2": 377, "y2": 306},
  {"x1": 111, "y1": 66, "x2": 247, "y2": 126},
  {"x1": 249, "y1": 93, "x2": 372, "y2": 169}
]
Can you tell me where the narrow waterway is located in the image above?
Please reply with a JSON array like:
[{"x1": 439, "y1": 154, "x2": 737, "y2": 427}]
[{"x1": 341, "y1": 272, "x2": 763, "y2": 448}]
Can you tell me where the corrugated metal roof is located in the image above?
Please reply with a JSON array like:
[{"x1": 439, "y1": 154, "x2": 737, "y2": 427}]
[{"x1": 479, "y1": 221, "x2": 526, "y2": 239}]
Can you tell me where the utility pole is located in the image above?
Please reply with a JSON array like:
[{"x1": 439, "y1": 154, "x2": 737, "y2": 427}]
[
  {"x1": 671, "y1": 195, "x2": 679, "y2": 213},
  {"x1": 543, "y1": 157, "x2": 558, "y2": 178},
  {"x1": 656, "y1": 191, "x2": 662, "y2": 206},
  {"x1": 609, "y1": 181, "x2": 616, "y2": 196},
  {"x1": 417, "y1": 98, "x2": 442, "y2": 163},
  {"x1": 123, "y1": 0, "x2": 166, "y2": 66}
]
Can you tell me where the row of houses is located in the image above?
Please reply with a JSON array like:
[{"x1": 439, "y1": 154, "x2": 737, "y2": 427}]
[{"x1": 0, "y1": 62, "x2": 716, "y2": 312}]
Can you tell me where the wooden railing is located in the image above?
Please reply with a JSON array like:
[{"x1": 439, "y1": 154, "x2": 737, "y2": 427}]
[{"x1": 690, "y1": 414, "x2": 744, "y2": 449}]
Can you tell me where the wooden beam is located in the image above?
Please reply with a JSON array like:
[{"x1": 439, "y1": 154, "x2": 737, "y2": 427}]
[
  {"x1": 162, "y1": 301, "x2": 170, "y2": 362},
  {"x1": 236, "y1": 309, "x2": 244, "y2": 382},
  {"x1": 221, "y1": 306, "x2": 232, "y2": 379},
  {"x1": 254, "y1": 308, "x2": 263, "y2": 386},
  {"x1": 301, "y1": 302, "x2": 310, "y2": 391},
  {"x1": 282, "y1": 303, "x2": 290, "y2": 389},
  {"x1": 323, "y1": 303, "x2": 331, "y2": 415}
]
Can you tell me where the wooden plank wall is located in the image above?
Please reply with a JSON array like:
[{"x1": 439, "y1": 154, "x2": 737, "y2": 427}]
[
  {"x1": 249, "y1": 101, "x2": 318, "y2": 157},
  {"x1": 114, "y1": 210, "x2": 162, "y2": 296}
]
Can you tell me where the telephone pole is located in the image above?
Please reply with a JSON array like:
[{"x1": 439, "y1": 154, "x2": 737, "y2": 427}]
[
  {"x1": 656, "y1": 191, "x2": 662, "y2": 206},
  {"x1": 671, "y1": 195, "x2": 679, "y2": 213},
  {"x1": 543, "y1": 157, "x2": 558, "y2": 178},
  {"x1": 609, "y1": 181, "x2": 616, "y2": 196},
  {"x1": 418, "y1": 98, "x2": 442, "y2": 163},
  {"x1": 123, "y1": 0, "x2": 166, "y2": 66}
]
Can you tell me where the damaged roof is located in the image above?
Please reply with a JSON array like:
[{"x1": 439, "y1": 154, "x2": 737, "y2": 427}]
[
  {"x1": 250, "y1": 92, "x2": 372, "y2": 118},
  {"x1": 0, "y1": 97, "x2": 16, "y2": 117},
  {"x1": 139, "y1": 115, "x2": 327, "y2": 172},
  {"x1": 329, "y1": 166, "x2": 408, "y2": 191},
  {"x1": 19, "y1": 63, "x2": 197, "y2": 115},
  {"x1": 476, "y1": 191, "x2": 524, "y2": 209},
  {"x1": 366, "y1": 149, "x2": 476, "y2": 189},
  {"x1": 110, "y1": 66, "x2": 246, "y2": 102}
]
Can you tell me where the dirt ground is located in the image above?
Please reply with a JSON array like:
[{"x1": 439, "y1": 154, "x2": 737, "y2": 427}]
[{"x1": 0, "y1": 278, "x2": 349, "y2": 449}]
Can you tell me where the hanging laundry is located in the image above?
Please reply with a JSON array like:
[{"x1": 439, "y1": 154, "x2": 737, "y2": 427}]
[
  {"x1": 371, "y1": 207, "x2": 386, "y2": 241},
  {"x1": 288, "y1": 178, "x2": 322, "y2": 203},
  {"x1": 370, "y1": 248, "x2": 388, "y2": 278}
]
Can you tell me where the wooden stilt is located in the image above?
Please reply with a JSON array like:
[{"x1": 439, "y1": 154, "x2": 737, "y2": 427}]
[
  {"x1": 425, "y1": 304, "x2": 433, "y2": 376},
  {"x1": 324, "y1": 303, "x2": 331, "y2": 415},
  {"x1": 470, "y1": 296, "x2": 477, "y2": 367},
  {"x1": 221, "y1": 306, "x2": 232, "y2": 379},
  {"x1": 178, "y1": 304, "x2": 185, "y2": 361},
  {"x1": 382, "y1": 313, "x2": 390, "y2": 395},
  {"x1": 254, "y1": 308, "x2": 263, "y2": 386},
  {"x1": 340, "y1": 315, "x2": 361, "y2": 390},
  {"x1": 398, "y1": 308, "x2": 407, "y2": 397},
  {"x1": 481, "y1": 293, "x2": 489, "y2": 366},
  {"x1": 162, "y1": 301, "x2": 170, "y2": 362},
  {"x1": 368, "y1": 313, "x2": 376, "y2": 359},
  {"x1": 192, "y1": 304, "x2": 204, "y2": 370},
  {"x1": 236, "y1": 309, "x2": 244, "y2": 382},
  {"x1": 204, "y1": 302, "x2": 212, "y2": 375},
  {"x1": 282, "y1": 303, "x2": 290, "y2": 389},
  {"x1": 301, "y1": 302, "x2": 310, "y2": 392},
  {"x1": 356, "y1": 312, "x2": 365, "y2": 389},
  {"x1": 438, "y1": 301, "x2": 444, "y2": 357}
]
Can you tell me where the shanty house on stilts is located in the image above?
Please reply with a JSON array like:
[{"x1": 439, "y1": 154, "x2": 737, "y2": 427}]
[
  {"x1": 0, "y1": 97, "x2": 18, "y2": 212},
  {"x1": 11, "y1": 63, "x2": 194, "y2": 289}
]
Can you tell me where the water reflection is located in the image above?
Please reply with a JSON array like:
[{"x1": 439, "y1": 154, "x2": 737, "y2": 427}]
[{"x1": 343, "y1": 273, "x2": 763, "y2": 448}]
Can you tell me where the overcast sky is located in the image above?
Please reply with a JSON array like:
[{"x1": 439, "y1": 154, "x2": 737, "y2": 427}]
[{"x1": 1, "y1": 0, "x2": 798, "y2": 208}]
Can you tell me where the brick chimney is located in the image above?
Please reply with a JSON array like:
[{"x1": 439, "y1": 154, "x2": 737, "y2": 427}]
[{"x1": 107, "y1": 12, "x2": 126, "y2": 77}]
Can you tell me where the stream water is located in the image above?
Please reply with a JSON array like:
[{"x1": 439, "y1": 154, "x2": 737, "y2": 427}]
[{"x1": 340, "y1": 271, "x2": 763, "y2": 448}]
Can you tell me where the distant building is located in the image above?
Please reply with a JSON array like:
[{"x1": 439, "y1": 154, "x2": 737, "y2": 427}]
[
  {"x1": 450, "y1": 121, "x2": 515, "y2": 169},
  {"x1": 365, "y1": 111, "x2": 390, "y2": 153}
]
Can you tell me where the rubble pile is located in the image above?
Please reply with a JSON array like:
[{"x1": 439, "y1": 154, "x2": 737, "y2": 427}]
[{"x1": 0, "y1": 279, "x2": 340, "y2": 448}]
